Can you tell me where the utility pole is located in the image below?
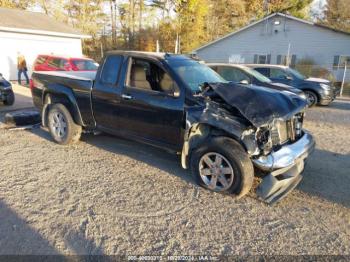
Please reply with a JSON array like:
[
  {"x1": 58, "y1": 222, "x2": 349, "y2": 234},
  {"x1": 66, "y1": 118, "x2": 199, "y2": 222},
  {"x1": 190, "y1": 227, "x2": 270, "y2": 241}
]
[
  {"x1": 286, "y1": 43, "x2": 291, "y2": 67},
  {"x1": 156, "y1": 40, "x2": 160, "y2": 53},
  {"x1": 340, "y1": 62, "x2": 347, "y2": 97},
  {"x1": 175, "y1": 33, "x2": 178, "y2": 54}
]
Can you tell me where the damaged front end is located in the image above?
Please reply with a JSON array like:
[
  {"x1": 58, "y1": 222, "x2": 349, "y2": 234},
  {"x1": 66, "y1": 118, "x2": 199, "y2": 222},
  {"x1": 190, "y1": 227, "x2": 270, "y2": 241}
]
[
  {"x1": 252, "y1": 115, "x2": 315, "y2": 204},
  {"x1": 185, "y1": 82, "x2": 315, "y2": 204}
]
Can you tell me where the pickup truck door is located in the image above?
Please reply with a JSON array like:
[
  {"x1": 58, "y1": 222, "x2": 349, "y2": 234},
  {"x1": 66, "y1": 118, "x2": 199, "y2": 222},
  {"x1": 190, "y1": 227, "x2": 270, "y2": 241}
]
[
  {"x1": 91, "y1": 54, "x2": 125, "y2": 129},
  {"x1": 117, "y1": 57, "x2": 184, "y2": 151}
]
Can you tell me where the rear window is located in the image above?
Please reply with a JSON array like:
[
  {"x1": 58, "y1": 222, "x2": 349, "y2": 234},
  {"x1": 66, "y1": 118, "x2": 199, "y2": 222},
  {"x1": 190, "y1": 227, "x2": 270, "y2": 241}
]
[
  {"x1": 100, "y1": 55, "x2": 123, "y2": 85},
  {"x1": 71, "y1": 59, "x2": 98, "y2": 71}
]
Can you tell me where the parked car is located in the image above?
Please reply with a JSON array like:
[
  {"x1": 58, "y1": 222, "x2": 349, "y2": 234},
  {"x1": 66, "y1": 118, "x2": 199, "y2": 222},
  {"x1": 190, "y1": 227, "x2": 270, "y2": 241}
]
[
  {"x1": 31, "y1": 51, "x2": 315, "y2": 204},
  {"x1": 207, "y1": 63, "x2": 307, "y2": 100},
  {"x1": 247, "y1": 64, "x2": 340, "y2": 106},
  {"x1": 0, "y1": 73, "x2": 15, "y2": 106},
  {"x1": 33, "y1": 55, "x2": 98, "y2": 72}
]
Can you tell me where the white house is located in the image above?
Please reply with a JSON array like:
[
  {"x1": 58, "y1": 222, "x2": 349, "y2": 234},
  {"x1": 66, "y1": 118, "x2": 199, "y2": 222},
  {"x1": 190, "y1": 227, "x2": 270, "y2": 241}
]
[
  {"x1": 0, "y1": 7, "x2": 90, "y2": 80},
  {"x1": 194, "y1": 13, "x2": 350, "y2": 82}
]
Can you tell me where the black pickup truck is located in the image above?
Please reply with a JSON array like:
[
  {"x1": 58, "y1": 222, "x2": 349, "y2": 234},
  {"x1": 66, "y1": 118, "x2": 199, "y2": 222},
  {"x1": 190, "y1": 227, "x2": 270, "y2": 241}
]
[{"x1": 31, "y1": 51, "x2": 315, "y2": 204}]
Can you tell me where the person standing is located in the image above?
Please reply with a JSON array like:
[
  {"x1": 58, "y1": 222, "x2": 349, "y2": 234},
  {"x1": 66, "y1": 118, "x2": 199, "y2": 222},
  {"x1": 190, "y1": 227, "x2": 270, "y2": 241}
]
[{"x1": 17, "y1": 52, "x2": 29, "y2": 85}]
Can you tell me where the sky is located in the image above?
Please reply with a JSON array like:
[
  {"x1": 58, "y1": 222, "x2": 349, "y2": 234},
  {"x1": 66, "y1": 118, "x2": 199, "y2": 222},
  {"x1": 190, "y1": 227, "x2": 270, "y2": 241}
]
[{"x1": 311, "y1": 0, "x2": 327, "y2": 18}]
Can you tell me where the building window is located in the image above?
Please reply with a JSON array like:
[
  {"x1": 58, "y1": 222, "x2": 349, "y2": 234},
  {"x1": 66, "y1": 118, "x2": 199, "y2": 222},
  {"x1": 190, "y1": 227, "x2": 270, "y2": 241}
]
[
  {"x1": 334, "y1": 55, "x2": 350, "y2": 69},
  {"x1": 277, "y1": 55, "x2": 297, "y2": 67},
  {"x1": 254, "y1": 54, "x2": 271, "y2": 64}
]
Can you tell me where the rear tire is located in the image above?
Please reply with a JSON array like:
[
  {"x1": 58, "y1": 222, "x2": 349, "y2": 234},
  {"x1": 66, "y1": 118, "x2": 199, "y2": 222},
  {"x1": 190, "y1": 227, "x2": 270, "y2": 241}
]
[
  {"x1": 3, "y1": 91, "x2": 15, "y2": 106},
  {"x1": 47, "y1": 103, "x2": 82, "y2": 145},
  {"x1": 190, "y1": 136, "x2": 254, "y2": 198}
]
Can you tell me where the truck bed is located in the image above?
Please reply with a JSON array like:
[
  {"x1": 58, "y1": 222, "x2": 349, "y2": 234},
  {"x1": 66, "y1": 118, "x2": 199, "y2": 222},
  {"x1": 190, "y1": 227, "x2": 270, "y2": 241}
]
[{"x1": 31, "y1": 71, "x2": 96, "y2": 127}]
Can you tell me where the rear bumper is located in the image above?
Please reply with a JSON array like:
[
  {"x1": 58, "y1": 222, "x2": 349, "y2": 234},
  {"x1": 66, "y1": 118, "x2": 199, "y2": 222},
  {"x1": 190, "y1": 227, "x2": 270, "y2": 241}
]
[{"x1": 252, "y1": 131, "x2": 315, "y2": 204}]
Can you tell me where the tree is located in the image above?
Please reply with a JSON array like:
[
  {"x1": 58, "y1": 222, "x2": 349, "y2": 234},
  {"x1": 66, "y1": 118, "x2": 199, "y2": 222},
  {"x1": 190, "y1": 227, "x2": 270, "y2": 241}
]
[
  {"x1": 205, "y1": 0, "x2": 247, "y2": 41},
  {"x1": 0, "y1": 0, "x2": 34, "y2": 9},
  {"x1": 246, "y1": 0, "x2": 313, "y2": 19},
  {"x1": 323, "y1": 0, "x2": 350, "y2": 32},
  {"x1": 173, "y1": 0, "x2": 209, "y2": 53},
  {"x1": 36, "y1": 0, "x2": 68, "y2": 23}
]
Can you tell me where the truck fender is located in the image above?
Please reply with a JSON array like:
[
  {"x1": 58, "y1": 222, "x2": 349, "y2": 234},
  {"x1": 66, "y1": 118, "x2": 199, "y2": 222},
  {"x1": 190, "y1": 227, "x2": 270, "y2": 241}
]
[
  {"x1": 181, "y1": 108, "x2": 260, "y2": 169},
  {"x1": 41, "y1": 84, "x2": 84, "y2": 127},
  {"x1": 181, "y1": 122, "x2": 251, "y2": 169}
]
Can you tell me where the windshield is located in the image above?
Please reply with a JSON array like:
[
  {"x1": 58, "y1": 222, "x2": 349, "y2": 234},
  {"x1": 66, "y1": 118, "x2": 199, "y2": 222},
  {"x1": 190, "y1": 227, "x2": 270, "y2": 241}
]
[
  {"x1": 72, "y1": 59, "x2": 98, "y2": 71},
  {"x1": 166, "y1": 58, "x2": 226, "y2": 92},
  {"x1": 286, "y1": 68, "x2": 306, "y2": 80},
  {"x1": 242, "y1": 67, "x2": 272, "y2": 83}
]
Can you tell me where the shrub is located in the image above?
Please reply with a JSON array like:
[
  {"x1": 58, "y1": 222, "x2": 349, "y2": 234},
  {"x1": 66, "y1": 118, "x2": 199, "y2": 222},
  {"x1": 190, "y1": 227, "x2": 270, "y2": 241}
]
[{"x1": 295, "y1": 57, "x2": 335, "y2": 82}]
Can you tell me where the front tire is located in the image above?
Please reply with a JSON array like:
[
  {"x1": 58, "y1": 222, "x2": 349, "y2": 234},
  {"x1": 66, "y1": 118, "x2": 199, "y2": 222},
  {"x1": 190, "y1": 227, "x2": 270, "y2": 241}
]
[
  {"x1": 190, "y1": 137, "x2": 254, "y2": 198},
  {"x1": 47, "y1": 103, "x2": 82, "y2": 145},
  {"x1": 304, "y1": 90, "x2": 318, "y2": 107},
  {"x1": 3, "y1": 91, "x2": 15, "y2": 106}
]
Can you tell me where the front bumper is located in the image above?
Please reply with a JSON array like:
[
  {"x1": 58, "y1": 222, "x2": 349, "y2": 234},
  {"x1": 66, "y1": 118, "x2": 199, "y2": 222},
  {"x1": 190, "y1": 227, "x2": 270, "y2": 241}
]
[
  {"x1": 319, "y1": 87, "x2": 339, "y2": 105},
  {"x1": 252, "y1": 131, "x2": 315, "y2": 204}
]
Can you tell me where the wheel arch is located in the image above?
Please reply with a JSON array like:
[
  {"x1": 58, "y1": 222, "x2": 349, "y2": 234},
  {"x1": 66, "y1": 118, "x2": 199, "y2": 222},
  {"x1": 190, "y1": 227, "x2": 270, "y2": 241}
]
[
  {"x1": 181, "y1": 122, "x2": 249, "y2": 169},
  {"x1": 41, "y1": 87, "x2": 84, "y2": 127},
  {"x1": 302, "y1": 88, "x2": 320, "y2": 103}
]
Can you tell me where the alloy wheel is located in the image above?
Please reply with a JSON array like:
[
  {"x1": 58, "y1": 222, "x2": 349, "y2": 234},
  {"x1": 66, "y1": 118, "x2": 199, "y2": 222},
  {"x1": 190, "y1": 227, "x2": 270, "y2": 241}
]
[
  {"x1": 50, "y1": 112, "x2": 67, "y2": 138},
  {"x1": 198, "y1": 152, "x2": 234, "y2": 191}
]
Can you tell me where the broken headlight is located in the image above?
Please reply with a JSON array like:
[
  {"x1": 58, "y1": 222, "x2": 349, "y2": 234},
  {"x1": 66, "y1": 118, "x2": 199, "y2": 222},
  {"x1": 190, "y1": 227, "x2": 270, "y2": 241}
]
[{"x1": 256, "y1": 127, "x2": 272, "y2": 154}]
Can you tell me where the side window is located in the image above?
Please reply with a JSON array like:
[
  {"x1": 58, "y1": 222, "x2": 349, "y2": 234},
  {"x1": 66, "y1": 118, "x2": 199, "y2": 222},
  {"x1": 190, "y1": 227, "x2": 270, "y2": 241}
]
[
  {"x1": 35, "y1": 56, "x2": 48, "y2": 65},
  {"x1": 101, "y1": 55, "x2": 123, "y2": 85},
  {"x1": 128, "y1": 58, "x2": 179, "y2": 97},
  {"x1": 254, "y1": 67, "x2": 270, "y2": 77},
  {"x1": 270, "y1": 68, "x2": 288, "y2": 79},
  {"x1": 60, "y1": 59, "x2": 69, "y2": 70},
  {"x1": 48, "y1": 58, "x2": 62, "y2": 69},
  {"x1": 217, "y1": 67, "x2": 249, "y2": 83}
]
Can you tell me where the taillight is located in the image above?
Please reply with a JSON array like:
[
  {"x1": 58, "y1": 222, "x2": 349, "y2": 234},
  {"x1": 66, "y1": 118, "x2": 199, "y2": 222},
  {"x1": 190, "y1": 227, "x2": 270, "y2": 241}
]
[{"x1": 29, "y1": 79, "x2": 34, "y2": 90}]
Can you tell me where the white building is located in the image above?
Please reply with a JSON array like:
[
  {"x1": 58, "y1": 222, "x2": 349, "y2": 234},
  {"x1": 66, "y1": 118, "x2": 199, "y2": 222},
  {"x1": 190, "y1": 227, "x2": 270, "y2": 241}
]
[
  {"x1": 194, "y1": 13, "x2": 350, "y2": 82},
  {"x1": 0, "y1": 7, "x2": 90, "y2": 80}
]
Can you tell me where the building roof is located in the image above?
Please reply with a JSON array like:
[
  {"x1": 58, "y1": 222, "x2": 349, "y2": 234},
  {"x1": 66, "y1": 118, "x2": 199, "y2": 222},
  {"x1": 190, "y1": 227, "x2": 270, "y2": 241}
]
[
  {"x1": 194, "y1": 12, "x2": 350, "y2": 52},
  {"x1": 0, "y1": 7, "x2": 90, "y2": 39}
]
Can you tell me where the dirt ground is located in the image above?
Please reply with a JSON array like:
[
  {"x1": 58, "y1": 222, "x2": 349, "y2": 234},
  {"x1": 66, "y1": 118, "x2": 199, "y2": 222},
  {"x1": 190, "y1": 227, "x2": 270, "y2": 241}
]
[{"x1": 0, "y1": 95, "x2": 349, "y2": 256}]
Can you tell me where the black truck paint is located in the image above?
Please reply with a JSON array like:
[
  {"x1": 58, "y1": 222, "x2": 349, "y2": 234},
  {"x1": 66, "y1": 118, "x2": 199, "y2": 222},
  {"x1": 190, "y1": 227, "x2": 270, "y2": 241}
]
[{"x1": 31, "y1": 51, "x2": 315, "y2": 204}]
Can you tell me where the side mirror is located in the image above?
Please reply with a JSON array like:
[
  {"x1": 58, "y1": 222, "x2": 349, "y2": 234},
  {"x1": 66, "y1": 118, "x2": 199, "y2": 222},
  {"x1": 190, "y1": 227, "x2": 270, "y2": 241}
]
[
  {"x1": 240, "y1": 79, "x2": 250, "y2": 85},
  {"x1": 285, "y1": 75, "x2": 293, "y2": 80}
]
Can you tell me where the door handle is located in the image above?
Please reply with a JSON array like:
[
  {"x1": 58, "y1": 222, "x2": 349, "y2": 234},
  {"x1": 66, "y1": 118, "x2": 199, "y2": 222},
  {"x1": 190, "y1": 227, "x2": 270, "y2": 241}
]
[{"x1": 121, "y1": 94, "x2": 133, "y2": 100}]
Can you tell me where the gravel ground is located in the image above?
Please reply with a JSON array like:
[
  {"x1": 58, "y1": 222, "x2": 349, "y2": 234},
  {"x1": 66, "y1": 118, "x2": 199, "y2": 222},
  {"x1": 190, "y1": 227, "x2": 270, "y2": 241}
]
[{"x1": 0, "y1": 98, "x2": 349, "y2": 256}]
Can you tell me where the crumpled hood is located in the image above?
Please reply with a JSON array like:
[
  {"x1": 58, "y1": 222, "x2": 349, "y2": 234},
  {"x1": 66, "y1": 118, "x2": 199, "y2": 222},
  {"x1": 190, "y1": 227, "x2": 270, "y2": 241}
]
[{"x1": 204, "y1": 82, "x2": 307, "y2": 127}]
